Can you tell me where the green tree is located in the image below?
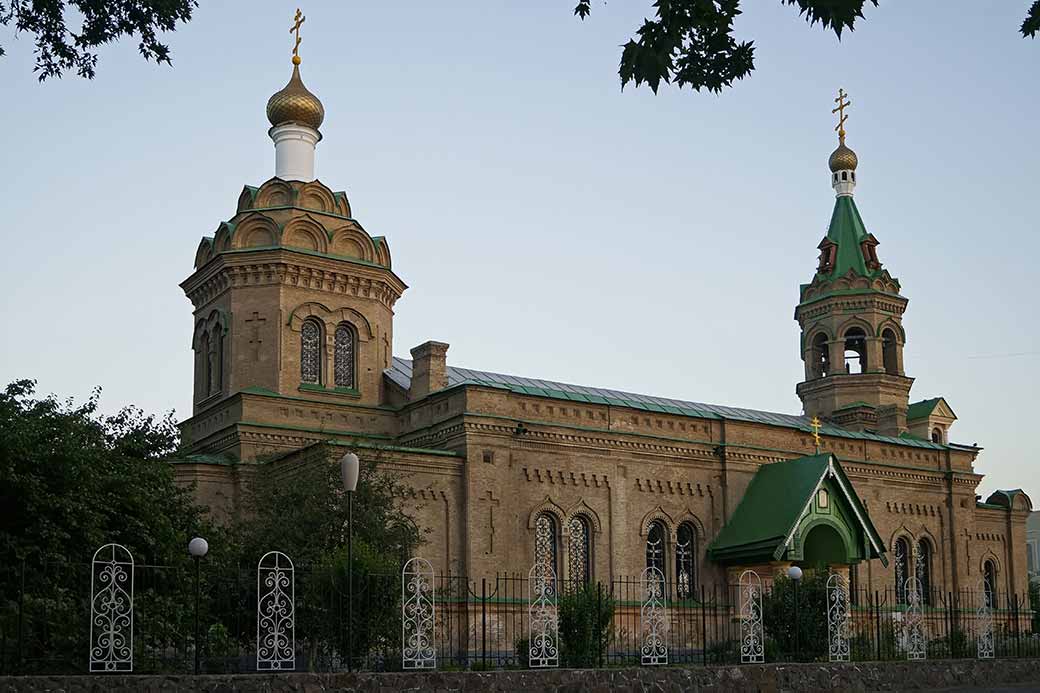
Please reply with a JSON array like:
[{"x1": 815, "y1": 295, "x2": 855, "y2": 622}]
[
  {"x1": 0, "y1": 379, "x2": 209, "y2": 672},
  {"x1": 206, "y1": 443, "x2": 422, "y2": 670},
  {"x1": 574, "y1": 0, "x2": 1040, "y2": 93},
  {"x1": 0, "y1": 0, "x2": 196, "y2": 80},
  {"x1": 761, "y1": 566, "x2": 829, "y2": 661},
  {"x1": 558, "y1": 582, "x2": 614, "y2": 667},
  {"x1": 0, "y1": 379, "x2": 204, "y2": 566}
]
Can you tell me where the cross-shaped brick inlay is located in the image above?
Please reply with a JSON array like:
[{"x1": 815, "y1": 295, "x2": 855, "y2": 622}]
[
  {"x1": 481, "y1": 490, "x2": 500, "y2": 554},
  {"x1": 245, "y1": 312, "x2": 267, "y2": 361}
]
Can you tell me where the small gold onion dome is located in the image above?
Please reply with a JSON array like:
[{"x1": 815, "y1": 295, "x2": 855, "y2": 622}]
[
  {"x1": 828, "y1": 139, "x2": 858, "y2": 172},
  {"x1": 266, "y1": 62, "x2": 324, "y2": 130}
]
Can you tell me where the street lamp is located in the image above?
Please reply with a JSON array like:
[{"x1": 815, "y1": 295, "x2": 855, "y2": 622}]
[
  {"x1": 188, "y1": 537, "x2": 209, "y2": 675},
  {"x1": 787, "y1": 565, "x2": 803, "y2": 662},
  {"x1": 340, "y1": 452, "x2": 359, "y2": 672}
]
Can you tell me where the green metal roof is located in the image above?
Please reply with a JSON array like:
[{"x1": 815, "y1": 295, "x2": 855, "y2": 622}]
[
  {"x1": 706, "y1": 453, "x2": 887, "y2": 565},
  {"x1": 821, "y1": 195, "x2": 878, "y2": 280},
  {"x1": 385, "y1": 358, "x2": 949, "y2": 451},
  {"x1": 907, "y1": 398, "x2": 941, "y2": 421}
]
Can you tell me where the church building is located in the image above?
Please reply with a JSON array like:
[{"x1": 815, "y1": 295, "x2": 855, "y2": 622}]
[{"x1": 173, "y1": 43, "x2": 1031, "y2": 600}]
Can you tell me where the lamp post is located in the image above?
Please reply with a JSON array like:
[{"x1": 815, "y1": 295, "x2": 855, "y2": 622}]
[
  {"x1": 787, "y1": 565, "x2": 803, "y2": 662},
  {"x1": 188, "y1": 536, "x2": 209, "y2": 675},
  {"x1": 340, "y1": 452, "x2": 359, "y2": 672}
]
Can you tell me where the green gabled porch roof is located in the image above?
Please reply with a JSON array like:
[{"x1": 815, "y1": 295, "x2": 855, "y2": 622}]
[{"x1": 707, "y1": 453, "x2": 887, "y2": 565}]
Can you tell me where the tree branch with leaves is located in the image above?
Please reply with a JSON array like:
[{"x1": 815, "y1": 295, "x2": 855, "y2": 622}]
[{"x1": 575, "y1": 0, "x2": 1039, "y2": 93}]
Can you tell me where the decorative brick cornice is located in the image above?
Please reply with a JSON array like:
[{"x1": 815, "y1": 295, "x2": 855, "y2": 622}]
[
  {"x1": 521, "y1": 467, "x2": 609, "y2": 488},
  {"x1": 182, "y1": 251, "x2": 405, "y2": 310},
  {"x1": 635, "y1": 479, "x2": 710, "y2": 497}
]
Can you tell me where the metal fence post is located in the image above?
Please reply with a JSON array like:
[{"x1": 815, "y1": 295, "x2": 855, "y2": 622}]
[
  {"x1": 874, "y1": 589, "x2": 881, "y2": 662},
  {"x1": 481, "y1": 578, "x2": 487, "y2": 669},
  {"x1": 700, "y1": 584, "x2": 707, "y2": 666},
  {"x1": 597, "y1": 582, "x2": 604, "y2": 668}
]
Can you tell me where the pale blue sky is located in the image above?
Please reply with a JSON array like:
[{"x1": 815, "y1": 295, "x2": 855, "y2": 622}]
[{"x1": 1, "y1": 2, "x2": 1036, "y2": 500}]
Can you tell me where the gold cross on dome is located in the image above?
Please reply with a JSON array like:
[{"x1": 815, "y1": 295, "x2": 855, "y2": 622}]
[
  {"x1": 290, "y1": 8, "x2": 306, "y2": 63},
  {"x1": 832, "y1": 88, "x2": 851, "y2": 141},
  {"x1": 811, "y1": 416, "x2": 823, "y2": 453}
]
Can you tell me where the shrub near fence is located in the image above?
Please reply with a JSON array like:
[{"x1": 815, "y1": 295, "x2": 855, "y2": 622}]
[{"x1": 1, "y1": 556, "x2": 1038, "y2": 675}]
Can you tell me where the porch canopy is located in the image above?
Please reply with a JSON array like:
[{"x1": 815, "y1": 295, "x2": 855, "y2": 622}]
[{"x1": 707, "y1": 453, "x2": 888, "y2": 567}]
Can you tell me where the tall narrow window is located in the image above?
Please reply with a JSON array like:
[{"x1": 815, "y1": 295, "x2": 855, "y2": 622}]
[
  {"x1": 209, "y1": 330, "x2": 222, "y2": 395},
  {"x1": 812, "y1": 333, "x2": 830, "y2": 378},
  {"x1": 882, "y1": 328, "x2": 899, "y2": 374},
  {"x1": 534, "y1": 513, "x2": 559, "y2": 577},
  {"x1": 931, "y1": 428, "x2": 943, "y2": 444},
  {"x1": 916, "y1": 538, "x2": 933, "y2": 605},
  {"x1": 301, "y1": 319, "x2": 322, "y2": 384},
  {"x1": 983, "y1": 560, "x2": 997, "y2": 608},
  {"x1": 646, "y1": 520, "x2": 667, "y2": 575},
  {"x1": 200, "y1": 332, "x2": 211, "y2": 399},
  {"x1": 843, "y1": 327, "x2": 867, "y2": 374},
  {"x1": 849, "y1": 563, "x2": 859, "y2": 606},
  {"x1": 675, "y1": 522, "x2": 697, "y2": 600},
  {"x1": 334, "y1": 322, "x2": 356, "y2": 388},
  {"x1": 894, "y1": 537, "x2": 910, "y2": 604},
  {"x1": 567, "y1": 516, "x2": 591, "y2": 586}
]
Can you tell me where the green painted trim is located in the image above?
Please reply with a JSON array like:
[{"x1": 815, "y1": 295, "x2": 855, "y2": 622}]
[
  {"x1": 219, "y1": 245, "x2": 390, "y2": 270},
  {"x1": 297, "y1": 383, "x2": 360, "y2": 397},
  {"x1": 459, "y1": 411, "x2": 948, "y2": 463},
  {"x1": 798, "y1": 287, "x2": 905, "y2": 308},
  {"x1": 239, "y1": 205, "x2": 356, "y2": 222},
  {"x1": 321, "y1": 439, "x2": 463, "y2": 458},
  {"x1": 237, "y1": 421, "x2": 462, "y2": 458},
  {"x1": 438, "y1": 379, "x2": 946, "y2": 451},
  {"x1": 238, "y1": 386, "x2": 397, "y2": 412}
]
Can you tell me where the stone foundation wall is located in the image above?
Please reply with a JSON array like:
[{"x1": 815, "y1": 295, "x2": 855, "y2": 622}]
[{"x1": 4, "y1": 659, "x2": 1040, "y2": 693}]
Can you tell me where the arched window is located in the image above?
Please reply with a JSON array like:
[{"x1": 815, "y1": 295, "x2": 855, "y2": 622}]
[
  {"x1": 334, "y1": 322, "x2": 356, "y2": 388},
  {"x1": 983, "y1": 560, "x2": 997, "y2": 608},
  {"x1": 646, "y1": 520, "x2": 667, "y2": 575},
  {"x1": 200, "y1": 331, "x2": 211, "y2": 398},
  {"x1": 209, "y1": 329, "x2": 223, "y2": 395},
  {"x1": 567, "y1": 516, "x2": 591, "y2": 585},
  {"x1": 882, "y1": 328, "x2": 899, "y2": 375},
  {"x1": 843, "y1": 327, "x2": 867, "y2": 374},
  {"x1": 931, "y1": 427, "x2": 943, "y2": 444},
  {"x1": 676, "y1": 522, "x2": 697, "y2": 600},
  {"x1": 894, "y1": 536, "x2": 910, "y2": 604},
  {"x1": 300, "y1": 319, "x2": 322, "y2": 384},
  {"x1": 916, "y1": 538, "x2": 933, "y2": 605},
  {"x1": 534, "y1": 513, "x2": 559, "y2": 577},
  {"x1": 812, "y1": 333, "x2": 830, "y2": 378}
]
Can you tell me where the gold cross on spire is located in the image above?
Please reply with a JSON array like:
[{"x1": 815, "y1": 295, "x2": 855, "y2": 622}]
[
  {"x1": 811, "y1": 416, "x2": 823, "y2": 453},
  {"x1": 290, "y1": 8, "x2": 306, "y2": 65},
  {"x1": 832, "y1": 88, "x2": 851, "y2": 142}
]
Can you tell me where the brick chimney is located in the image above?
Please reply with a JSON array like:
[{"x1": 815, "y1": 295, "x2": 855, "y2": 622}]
[{"x1": 409, "y1": 341, "x2": 449, "y2": 400}]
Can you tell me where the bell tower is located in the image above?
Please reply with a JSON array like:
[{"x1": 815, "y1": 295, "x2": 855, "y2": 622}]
[
  {"x1": 794, "y1": 90, "x2": 913, "y2": 435},
  {"x1": 179, "y1": 11, "x2": 406, "y2": 459}
]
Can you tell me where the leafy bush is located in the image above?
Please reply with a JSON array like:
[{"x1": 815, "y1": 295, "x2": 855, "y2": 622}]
[
  {"x1": 557, "y1": 582, "x2": 614, "y2": 667},
  {"x1": 761, "y1": 565, "x2": 829, "y2": 662}
]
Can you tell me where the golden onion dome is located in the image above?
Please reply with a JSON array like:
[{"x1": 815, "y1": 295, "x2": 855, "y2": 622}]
[
  {"x1": 828, "y1": 140, "x2": 858, "y2": 172},
  {"x1": 266, "y1": 62, "x2": 324, "y2": 131}
]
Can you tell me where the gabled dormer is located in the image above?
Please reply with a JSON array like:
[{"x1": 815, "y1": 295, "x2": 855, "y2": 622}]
[{"x1": 907, "y1": 397, "x2": 957, "y2": 444}]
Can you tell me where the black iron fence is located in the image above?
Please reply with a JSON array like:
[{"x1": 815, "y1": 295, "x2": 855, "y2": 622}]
[{"x1": 1, "y1": 558, "x2": 1037, "y2": 674}]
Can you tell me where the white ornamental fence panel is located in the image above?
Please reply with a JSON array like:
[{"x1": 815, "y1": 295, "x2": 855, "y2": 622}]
[
  {"x1": 528, "y1": 563, "x2": 559, "y2": 668},
  {"x1": 89, "y1": 543, "x2": 134, "y2": 672},
  {"x1": 739, "y1": 570, "x2": 764, "y2": 664},
  {"x1": 826, "y1": 572, "x2": 851, "y2": 662},
  {"x1": 256, "y1": 551, "x2": 295, "y2": 671},
  {"x1": 976, "y1": 581, "x2": 994, "y2": 660},
  {"x1": 401, "y1": 557, "x2": 436, "y2": 670},
  {"x1": 904, "y1": 576, "x2": 927, "y2": 661},
  {"x1": 639, "y1": 566, "x2": 667, "y2": 666}
]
